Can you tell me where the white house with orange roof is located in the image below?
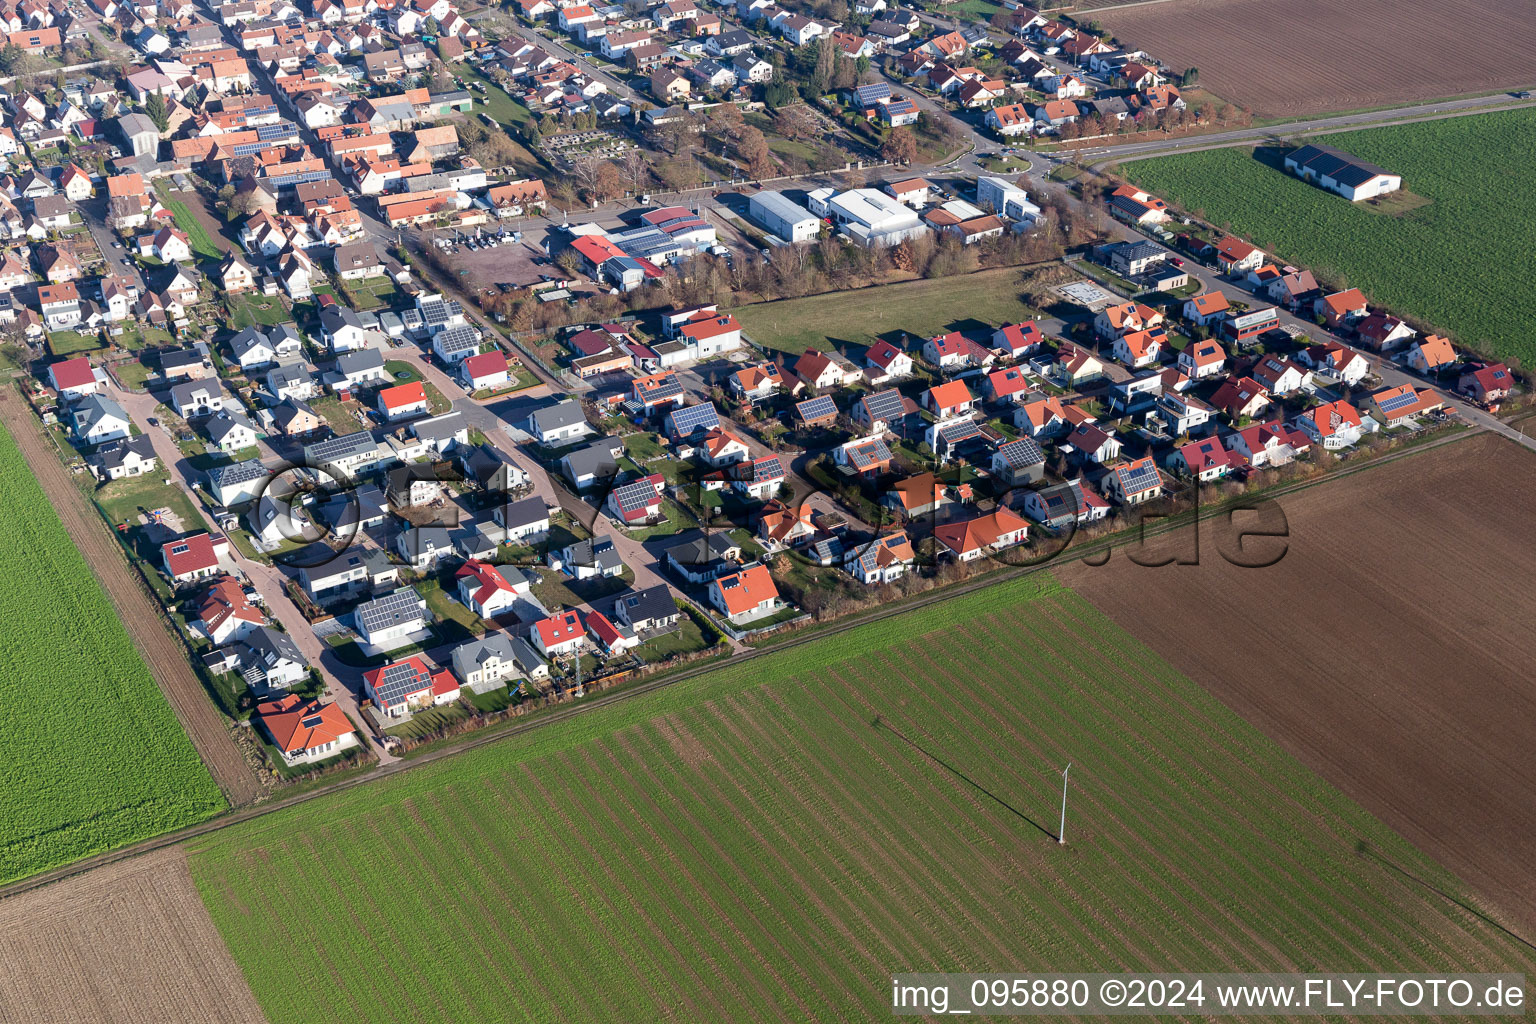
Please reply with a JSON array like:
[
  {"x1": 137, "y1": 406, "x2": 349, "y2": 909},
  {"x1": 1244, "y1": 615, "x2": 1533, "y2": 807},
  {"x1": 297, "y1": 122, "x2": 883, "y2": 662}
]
[
  {"x1": 932, "y1": 507, "x2": 1028, "y2": 561},
  {"x1": 1176, "y1": 337, "x2": 1226, "y2": 379},
  {"x1": 708, "y1": 563, "x2": 782, "y2": 624}
]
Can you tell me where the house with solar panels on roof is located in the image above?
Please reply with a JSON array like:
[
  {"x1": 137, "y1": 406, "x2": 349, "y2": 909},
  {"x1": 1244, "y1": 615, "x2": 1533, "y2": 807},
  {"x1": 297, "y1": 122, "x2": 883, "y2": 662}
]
[
  {"x1": 353, "y1": 587, "x2": 433, "y2": 652},
  {"x1": 989, "y1": 437, "x2": 1046, "y2": 487},
  {"x1": 254, "y1": 695, "x2": 360, "y2": 766},
  {"x1": 730, "y1": 454, "x2": 786, "y2": 501},
  {"x1": 663, "y1": 400, "x2": 722, "y2": 441},
  {"x1": 607, "y1": 473, "x2": 666, "y2": 525},
  {"x1": 845, "y1": 531, "x2": 915, "y2": 586},
  {"x1": 833, "y1": 435, "x2": 894, "y2": 478},
  {"x1": 363, "y1": 655, "x2": 460, "y2": 719},
  {"x1": 1101, "y1": 455, "x2": 1166, "y2": 505}
]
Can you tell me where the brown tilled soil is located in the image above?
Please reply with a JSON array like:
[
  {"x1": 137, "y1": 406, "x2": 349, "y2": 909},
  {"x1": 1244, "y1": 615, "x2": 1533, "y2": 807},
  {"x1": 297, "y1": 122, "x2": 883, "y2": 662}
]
[
  {"x1": 1057, "y1": 434, "x2": 1536, "y2": 936},
  {"x1": 1097, "y1": 0, "x2": 1536, "y2": 117},
  {"x1": 0, "y1": 847, "x2": 266, "y2": 1024},
  {"x1": 0, "y1": 397, "x2": 263, "y2": 806}
]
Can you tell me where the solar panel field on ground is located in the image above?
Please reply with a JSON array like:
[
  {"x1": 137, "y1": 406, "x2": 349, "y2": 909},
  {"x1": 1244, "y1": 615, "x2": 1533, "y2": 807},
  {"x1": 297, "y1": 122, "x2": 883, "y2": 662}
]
[{"x1": 187, "y1": 576, "x2": 1533, "y2": 1023}]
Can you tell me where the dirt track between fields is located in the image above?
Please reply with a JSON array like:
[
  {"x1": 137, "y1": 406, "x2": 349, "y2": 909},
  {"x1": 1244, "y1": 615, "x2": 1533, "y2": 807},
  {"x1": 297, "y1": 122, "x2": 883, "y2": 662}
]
[
  {"x1": 0, "y1": 395, "x2": 262, "y2": 807},
  {"x1": 0, "y1": 847, "x2": 266, "y2": 1024},
  {"x1": 1058, "y1": 434, "x2": 1536, "y2": 938}
]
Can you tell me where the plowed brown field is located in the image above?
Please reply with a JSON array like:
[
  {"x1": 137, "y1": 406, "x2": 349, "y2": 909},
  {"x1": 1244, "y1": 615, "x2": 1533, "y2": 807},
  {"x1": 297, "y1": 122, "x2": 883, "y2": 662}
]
[
  {"x1": 0, "y1": 848, "x2": 266, "y2": 1024},
  {"x1": 1098, "y1": 0, "x2": 1536, "y2": 117},
  {"x1": 1059, "y1": 433, "x2": 1536, "y2": 935}
]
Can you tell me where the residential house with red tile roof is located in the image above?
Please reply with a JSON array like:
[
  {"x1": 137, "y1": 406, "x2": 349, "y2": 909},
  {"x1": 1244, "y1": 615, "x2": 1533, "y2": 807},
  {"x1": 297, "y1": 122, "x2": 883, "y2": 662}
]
[
  {"x1": 1314, "y1": 287, "x2": 1368, "y2": 329},
  {"x1": 1291, "y1": 398, "x2": 1365, "y2": 449},
  {"x1": 455, "y1": 559, "x2": 523, "y2": 618},
  {"x1": 709, "y1": 563, "x2": 782, "y2": 624},
  {"x1": 922, "y1": 379, "x2": 976, "y2": 418},
  {"x1": 1211, "y1": 376, "x2": 1271, "y2": 420},
  {"x1": 1458, "y1": 362, "x2": 1514, "y2": 405},
  {"x1": 1176, "y1": 338, "x2": 1226, "y2": 379},
  {"x1": 161, "y1": 532, "x2": 230, "y2": 584},
  {"x1": 254, "y1": 695, "x2": 359, "y2": 765},
  {"x1": 1166, "y1": 437, "x2": 1236, "y2": 482},
  {"x1": 933, "y1": 507, "x2": 1028, "y2": 561},
  {"x1": 533, "y1": 609, "x2": 587, "y2": 657},
  {"x1": 1102, "y1": 455, "x2": 1166, "y2": 504},
  {"x1": 363, "y1": 656, "x2": 460, "y2": 718}
]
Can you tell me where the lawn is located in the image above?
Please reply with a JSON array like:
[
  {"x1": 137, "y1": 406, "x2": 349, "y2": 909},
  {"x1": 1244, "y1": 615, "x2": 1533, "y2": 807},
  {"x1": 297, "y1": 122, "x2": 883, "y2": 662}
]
[
  {"x1": 1120, "y1": 108, "x2": 1536, "y2": 364},
  {"x1": 0, "y1": 423, "x2": 224, "y2": 883},
  {"x1": 186, "y1": 574, "x2": 1534, "y2": 1023},
  {"x1": 160, "y1": 194, "x2": 228, "y2": 262},
  {"x1": 94, "y1": 471, "x2": 203, "y2": 533},
  {"x1": 227, "y1": 293, "x2": 292, "y2": 329},
  {"x1": 729, "y1": 266, "x2": 1041, "y2": 357},
  {"x1": 46, "y1": 330, "x2": 104, "y2": 357}
]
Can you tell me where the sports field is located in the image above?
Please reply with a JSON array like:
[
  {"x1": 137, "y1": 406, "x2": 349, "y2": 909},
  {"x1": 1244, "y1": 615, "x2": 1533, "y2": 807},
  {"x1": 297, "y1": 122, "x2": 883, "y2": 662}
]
[
  {"x1": 1120, "y1": 110, "x2": 1536, "y2": 364},
  {"x1": 0, "y1": 420, "x2": 225, "y2": 883},
  {"x1": 729, "y1": 267, "x2": 1040, "y2": 356},
  {"x1": 187, "y1": 576, "x2": 1532, "y2": 1023}
]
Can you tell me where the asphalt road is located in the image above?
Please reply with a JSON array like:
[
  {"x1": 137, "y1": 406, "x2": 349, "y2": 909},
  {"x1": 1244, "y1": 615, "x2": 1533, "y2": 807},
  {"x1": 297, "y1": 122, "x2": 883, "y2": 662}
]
[{"x1": 1077, "y1": 94, "x2": 1536, "y2": 164}]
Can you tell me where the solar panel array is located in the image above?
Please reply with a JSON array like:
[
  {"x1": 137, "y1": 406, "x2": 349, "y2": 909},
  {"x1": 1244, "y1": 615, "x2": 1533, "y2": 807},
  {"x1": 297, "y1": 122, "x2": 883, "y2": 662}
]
[
  {"x1": 420, "y1": 298, "x2": 452, "y2": 325},
  {"x1": 796, "y1": 395, "x2": 837, "y2": 422},
  {"x1": 1119, "y1": 459, "x2": 1160, "y2": 493},
  {"x1": 846, "y1": 437, "x2": 893, "y2": 469},
  {"x1": 638, "y1": 375, "x2": 685, "y2": 403},
  {"x1": 751, "y1": 455, "x2": 785, "y2": 482},
  {"x1": 256, "y1": 121, "x2": 297, "y2": 140},
  {"x1": 1377, "y1": 389, "x2": 1420, "y2": 414},
  {"x1": 667, "y1": 402, "x2": 720, "y2": 435},
  {"x1": 306, "y1": 429, "x2": 375, "y2": 463},
  {"x1": 613, "y1": 478, "x2": 661, "y2": 515},
  {"x1": 937, "y1": 419, "x2": 983, "y2": 446},
  {"x1": 995, "y1": 437, "x2": 1044, "y2": 468},
  {"x1": 435, "y1": 325, "x2": 478, "y2": 354},
  {"x1": 373, "y1": 659, "x2": 430, "y2": 705},
  {"x1": 355, "y1": 588, "x2": 425, "y2": 635},
  {"x1": 210, "y1": 458, "x2": 267, "y2": 485},
  {"x1": 861, "y1": 389, "x2": 905, "y2": 423}
]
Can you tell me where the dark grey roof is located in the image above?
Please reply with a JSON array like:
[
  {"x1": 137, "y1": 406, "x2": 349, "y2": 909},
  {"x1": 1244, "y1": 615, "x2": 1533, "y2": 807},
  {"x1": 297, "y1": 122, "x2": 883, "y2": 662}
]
[
  {"x1": 561, "y1": 439, "x2": 621, "y2": 481},
  {"x1": 527, "y1": 399, "x2": 587, "y2": 434},
  {"x1": 615, "y1": 583, "x2": 675, "y2": 626},
  {"x1": 565, "y1": 535, "x2": 623, "y2": 573},
  {"x1": 500, "y1": 494, "x2": 549, "y2": 531},
  {"x1": 303, "y1": 429, "x2": 378, "y2": 465},
  {"x1": 241, "y1": 625, "x2": 304, "y2": 668},
  {"x1": 664, "y1": 530, "x2": 738, "y2": 568},
  {"x1": 335, "y1": 348, "x2": 385, "y2": 374},
  {"x1": 89, "y1": 434, "x2": 156, "y2": 470},
  {"x1": 205, "y1": 410, "x2": 256, "y2": 444},
  {"x1": 450, "y1": 631, "x2": 520, "y2": 681},
  {"x1": 1288, "y1": 143, "x2": 1392, "y2": 187}
]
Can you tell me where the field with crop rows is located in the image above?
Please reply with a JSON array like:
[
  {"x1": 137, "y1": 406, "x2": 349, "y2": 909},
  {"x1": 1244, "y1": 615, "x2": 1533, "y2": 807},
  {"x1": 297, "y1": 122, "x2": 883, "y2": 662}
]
[
  {"x1": 188, "y1": 576, "x2": 1532, "y2": 1023},
  {"x1": 1121, "y1": 110, "x2": 1536, "y2": 364},
  {"x1": 0, "y1": 421, "x2": 225, "y2": 883}
]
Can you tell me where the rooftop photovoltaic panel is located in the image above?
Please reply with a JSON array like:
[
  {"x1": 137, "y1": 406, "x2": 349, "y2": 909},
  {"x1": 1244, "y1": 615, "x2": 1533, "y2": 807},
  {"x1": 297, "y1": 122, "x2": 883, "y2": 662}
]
[
  {"x1": 355, "y1": 589, "x2": 424, "y2": 635},
  {"x1": 861, "y1": 389, "x2": 906, "y2": 422},
  {"x1": 1377, "y1": 390, "x2": 1420, "y2": 413},
  {"x1": 995, "y1": 437, "x2": 1044, "y2": 467},
  {"x1": 796, "y1": 395, "x2": 837, "y2": 421},
  {"x1": 374, "y1": 660, "x2": 430, "y2": 704},
  {"x1": 435, "y1": 325, "x2": 478, "y2": 352},
  {"x1": 667, "y1": 402, "x2": 720, "y2": 435},
  {"x1": 937, "y1": 419, "x2": 983, "y2": 445},
  {"x1": 639, "y1": 377, "x2": 685, "y2": 402},
  {"x1": 306, "y1": 429, "x2": 375, "y2": 462},
  {"x1": 1120, "y1": 461, "x2": 1160, "y2": 491},
  {"x1": 614, "y1": 479, "x2": 660, "y2": 513}
]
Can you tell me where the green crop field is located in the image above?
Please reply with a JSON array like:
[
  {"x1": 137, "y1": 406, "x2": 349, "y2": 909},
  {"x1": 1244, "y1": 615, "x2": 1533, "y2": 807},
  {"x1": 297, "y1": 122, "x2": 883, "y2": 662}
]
[
  {"x1": 729, "y1": 267, "x2": 1041, "y2": 356},
  {"x1": 1121, "y1": 109, "x2": 1536, "y2": 365},
  {"x1": 187, "y1": 575, "x2": 1531, "y2": 1023},
  {"x1": 0, "y1": 424, "x2": 224, "y2": 883}
]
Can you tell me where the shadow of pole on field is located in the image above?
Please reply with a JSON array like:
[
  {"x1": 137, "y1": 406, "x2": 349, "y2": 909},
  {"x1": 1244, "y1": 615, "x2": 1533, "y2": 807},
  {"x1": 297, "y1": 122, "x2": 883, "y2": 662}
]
[
  {"x1": 1355, "y1": 840, "x2": 1536, "y2": 954},
  {"x1": 871, "y1": 716, "x2": 1059, "y2": 843}
]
